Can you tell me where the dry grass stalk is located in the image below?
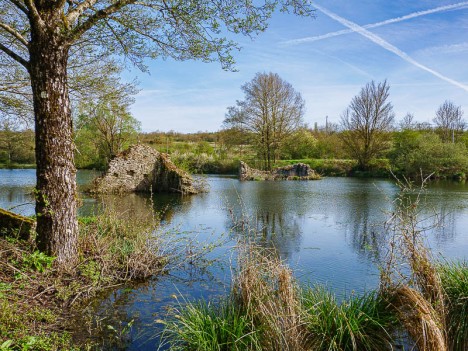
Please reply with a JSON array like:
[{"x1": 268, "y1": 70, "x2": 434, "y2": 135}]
[
  {"x1": 389, "y1": 285, "x2": 447, "y2": 351},
  {"x1": 382, "y1": 175, "x2": 448, "y2": 350},
  {"x1": 233, "y1": 242, "x2": 310, "y2": 351}
]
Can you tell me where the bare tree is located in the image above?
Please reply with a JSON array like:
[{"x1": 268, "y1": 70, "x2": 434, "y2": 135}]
[
  {"x1": 340, "y1": 80, "x2": 395, "y2": 170},
  {"x1": 433, "y1": 100, "x2": 465, "y2": 143},
  {"x1": 399, "y1": 112, "x2": 415, "y2": 130},
  {"x1": 0, "y1": 1, "x2": 314, "y2": 266},
  {"x1": 224, "y1": 72, "x2": 305, "y2": 170}
]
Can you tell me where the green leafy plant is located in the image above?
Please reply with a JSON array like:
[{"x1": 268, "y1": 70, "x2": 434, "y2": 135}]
[
  {"x1": 0, "y1": 340, "x2": 13, "y2": 351},
  {"x1": 22, "y1": 251, "x2": 55, "y2": 273}
]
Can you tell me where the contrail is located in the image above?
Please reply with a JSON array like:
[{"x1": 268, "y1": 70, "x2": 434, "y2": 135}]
[
  {"x1": 312, "y1": 3, "x2": 468, "y2": 92},
  {"x1": 285, "y1": 2, "x2": 468, "y2": 45}
]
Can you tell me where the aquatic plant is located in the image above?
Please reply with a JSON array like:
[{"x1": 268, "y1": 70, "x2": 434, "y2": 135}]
[
  {"x1": 162, "y1": 242, "x2": 403, "y2": 351},
  {"x1": 302, "y1": 286, "x2": 397, "y2": 351},
  {"x1": 380, "y1": 176, "x2": 449, "y2": 351},
  {"x1": 161, "y1": 298, "x2": 260, "y2": 351},
  {"x1": 438, "y1": 261, "x2": 468, "y2": 351}
]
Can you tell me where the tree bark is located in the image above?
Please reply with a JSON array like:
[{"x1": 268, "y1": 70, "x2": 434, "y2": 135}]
[{"x1": 29, "y1": 26, "x2": 78, "y2": 266}]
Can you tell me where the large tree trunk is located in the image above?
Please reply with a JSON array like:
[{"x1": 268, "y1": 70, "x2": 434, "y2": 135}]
[{"x1": 29, "y1": 26, "x2": 78, "y2": 267}]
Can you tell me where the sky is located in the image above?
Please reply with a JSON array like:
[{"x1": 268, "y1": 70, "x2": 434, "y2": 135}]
[{"x1": 123, "y1": 0, "x2": 468, "y2": 133}]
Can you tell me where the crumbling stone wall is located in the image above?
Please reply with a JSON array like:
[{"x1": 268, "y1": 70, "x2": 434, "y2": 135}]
[
  {"x1": 91, "y1": 144, "x2": 197, "y2": 194},
  {"x1": 239, "y1": 161, "x2": 320, "y2": 181},
  {"x1": 152, "y1": 153, "x2": 197, "y2": 194}
]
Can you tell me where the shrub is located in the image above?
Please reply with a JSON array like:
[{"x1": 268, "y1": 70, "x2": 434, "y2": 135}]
[{"x1": 390, "y1": 131, "x2": 468, "y2": 178}]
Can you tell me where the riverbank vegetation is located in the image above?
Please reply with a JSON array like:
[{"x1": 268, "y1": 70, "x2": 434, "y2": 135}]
[
  {"x1": 4, "y1": 122, "x2": 468, "y2": 180},
  {"x1": 162, "y1": 240, "x2": 467, "y2": 350},
  {"x1": 161, "y1": 182, "x2": 468, "y2": 350},
  {"x1": 0, "y1": 209, "x2": 165, "y2": 350}
]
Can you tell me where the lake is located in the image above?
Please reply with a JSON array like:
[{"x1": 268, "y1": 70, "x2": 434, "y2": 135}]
[{"x1": 1, "y1": 169, "x2": 468, "y2": 349}]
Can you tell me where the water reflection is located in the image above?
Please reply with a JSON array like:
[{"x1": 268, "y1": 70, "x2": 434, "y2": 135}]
[
  {"x1": 338, "y1": 180, "x2": 396, "y2": 263},
  {"x1": 77, "y1": 186, "x2": 194, "y2": 226},
  {"x1": 223, "y1": 182, "x2": 304, "y2": 259},
  {"x1": 0, "y1": 186, "x2": 35, "y2": 215}
]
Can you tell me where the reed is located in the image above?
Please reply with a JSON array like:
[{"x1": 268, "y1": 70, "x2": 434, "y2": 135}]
[
  {"x1": 162, "y1": 242, "x2": 403, "y2": 350},
  {"x1": 381, "y1": 176, "x2": 448, "y2": 351}
]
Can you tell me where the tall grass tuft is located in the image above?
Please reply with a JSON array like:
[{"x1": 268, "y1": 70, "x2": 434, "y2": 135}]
[
  {"x1": 161, "y1": 297, "x2": 261, "y2": 351},
  {"x1": 162, "y1": 241, "x2": 406, "y2": 350},
  {"x1": 233, "y1": 243, "x2": 310, "y2": 351},
  {"x1": 380, "y1": 176, "x2": 448, "y2": 351},
  {"x1": 438, "y1": 261, "x2": 468, "y2": 351},
  {"x1": 302, "y1": 285, "x2": 396, "y2": 351},
  {"x1": 386, "y1": 285, "x2": 447, "y2": 351}
]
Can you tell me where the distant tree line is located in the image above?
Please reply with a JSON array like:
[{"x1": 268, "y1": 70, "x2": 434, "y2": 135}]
[{"x1": 2, "y1": 73, "x2": 467, "y2": 180}]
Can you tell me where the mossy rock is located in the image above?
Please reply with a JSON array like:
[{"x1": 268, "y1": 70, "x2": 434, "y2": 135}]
[{"x1": 0, "y1": 208, "x2": 35, "y2": 240}]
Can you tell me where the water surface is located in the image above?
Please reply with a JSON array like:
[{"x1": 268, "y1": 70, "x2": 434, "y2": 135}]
[{"x1": 1, "y1": 170, "x2": 467, "y2": 349}]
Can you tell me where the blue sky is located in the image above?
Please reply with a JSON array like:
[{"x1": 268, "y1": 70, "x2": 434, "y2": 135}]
[{"x1": 125, "y1": 0, "x2": 468, "y2": 133}]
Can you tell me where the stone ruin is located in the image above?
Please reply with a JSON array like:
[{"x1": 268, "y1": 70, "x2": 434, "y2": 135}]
[
  {"x1": 90, "y1": 144, "x2": 198, "y2": 194},
  {"x1": 239, "y1": 161, "x2": 320, "y2": 181}
]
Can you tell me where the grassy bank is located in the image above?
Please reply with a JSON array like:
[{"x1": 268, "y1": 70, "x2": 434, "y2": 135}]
[
  {"x1": 169, "y1": 153, "x2": 392, "y2": 178},
  {"x1": 0, "y1": 163, "x2": 36, "y2": 169},
  {"x1": 0, "y1": 210, "x2": 165, "y2": 350},
  {"x1": 160, "y1": 244, "x2": 399, "y2": 351},
  {"x1": 274, "y1": 158, "x2": 391, "y2": 178},
  {"x1": 161, "y1": 243, "x2": 468, "y2": 351}
]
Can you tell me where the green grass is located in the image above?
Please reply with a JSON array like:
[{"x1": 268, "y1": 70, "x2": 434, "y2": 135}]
[
  {"x1": 163, "y1": 285, "x2": 400, "y2": 351},
  {"x1": 302, "y1": 286, "x2": 397, "y2": 351},
  {"x1": 161, "y1": 297, "x2": 261, "y2": 351},
  {"x1": 161, "y1": 242, "x2": 402, "y2": 351},
  {"x1": 274, "y1": 159, "x2": 392, "y2": 177},
  {"x1": 438, "y1": 261, "x2": 468, "y2": 351},
  {"x1": 170, "y1": 151, "x2": 239, "y2": 174},
  {"x1": 0, "y1": 298, "x2": 77, "y2": 351},
  {"x1": 0, "y1": 163, "x2": 36, "y2": 169}
]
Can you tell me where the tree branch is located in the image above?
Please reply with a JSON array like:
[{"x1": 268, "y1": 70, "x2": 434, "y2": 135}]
[
  {"x1": 23, "y1": 0, "x2": 42, "y2": 25},
  {"x1": 0, "y1": 42, "x2": 30, "y2": 69},
  {"x1": 103, "y1": 18, "x2": 128, "y2": 54},
  {"x1": 0, "y1": 22, "x2": 29, "y2": 47},
  {"x1": 8, "y1": 0, "x2": 29, "y2": 15},
  {"x1": 67, "y1": 0, "x2": 99, "y2": 25},
  {"x1": 68, "y1": 0, "x2": 136, "y2": 42}
]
